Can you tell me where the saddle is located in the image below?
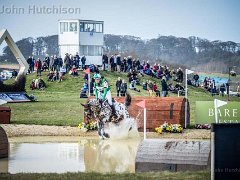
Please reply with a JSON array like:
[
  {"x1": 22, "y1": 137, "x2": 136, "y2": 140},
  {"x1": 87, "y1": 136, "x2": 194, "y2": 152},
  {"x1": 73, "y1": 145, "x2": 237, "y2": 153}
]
[{"x1": 98, "y1": 99, "x2": 122, "y2": 123}]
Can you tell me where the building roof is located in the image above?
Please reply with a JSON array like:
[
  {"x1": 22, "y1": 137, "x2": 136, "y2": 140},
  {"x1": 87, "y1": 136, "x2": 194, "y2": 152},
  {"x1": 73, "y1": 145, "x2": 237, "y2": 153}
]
[{"x1": 58, "y1": 19, "x2": 104, "y2": 23}]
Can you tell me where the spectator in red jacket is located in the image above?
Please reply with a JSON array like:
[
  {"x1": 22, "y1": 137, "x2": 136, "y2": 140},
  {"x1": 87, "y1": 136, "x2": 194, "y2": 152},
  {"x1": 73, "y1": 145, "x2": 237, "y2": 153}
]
[
  {"x1": 35, "y1": 58, "x2": 42, "y2": 76},
  {"x1": 153, "y1": 82, "x2": 161, "y2": 97}
]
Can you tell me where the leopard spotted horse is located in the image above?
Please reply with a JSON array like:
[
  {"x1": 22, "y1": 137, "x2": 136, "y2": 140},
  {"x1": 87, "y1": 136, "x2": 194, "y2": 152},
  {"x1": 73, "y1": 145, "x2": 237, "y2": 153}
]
[{"x1": 81, "y1": 93, "x2": 132, "y2": 139}]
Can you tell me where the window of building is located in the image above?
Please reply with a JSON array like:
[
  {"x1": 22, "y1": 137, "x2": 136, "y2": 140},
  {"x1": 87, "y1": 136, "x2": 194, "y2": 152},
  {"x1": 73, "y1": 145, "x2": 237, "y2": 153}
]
[
  {"x1": 80, "y1": 45, "x2": 88, "y2": 56},
  {"x1": 87, "y1": 24, "x2": 94, "y2": 32},
  {"x1": 88, "y1": 46, "x2": 94, "y2": 56},
  {"x1": 69, "y1": 22, "x2": 77, "y2": 32},
  {"x1": 95, "y1": 24, "x2": 99, "y2": 32},
  {"x1": 80, "y1": 45, "x2": 102, "y2": 56},
  {"x1": 60, "y1": 22, "x2": 68, "y2": 33},
  {"x1": 96, "y1": 24, "x2": 102, "y2": 32},
  {"x1": 85, "y1": 24, "x2": 89, "y2": 32},
  {"x1": 99, "y1": 24, "x2": 103, "y2": 33},
  {"x1": 95, "y1": 46, "x2": 102, "y2": 56},
  {"x1": 80, "y1": 22, "x2": 84, "y2": 32},
  {"x1": 95, "y1": 23, "x2": 103, "y2": 33},
  {"x1": 80, "y1": 22, "x2": 103, "y2": 33}
]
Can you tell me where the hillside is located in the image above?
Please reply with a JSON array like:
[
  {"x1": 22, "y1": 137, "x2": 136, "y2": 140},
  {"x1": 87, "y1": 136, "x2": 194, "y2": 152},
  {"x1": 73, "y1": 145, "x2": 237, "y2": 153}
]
[
  {"x1": 2, "y1": 70, "x2": 239, "y2": 126},
  {"x1": 1, "y1": 34, "x2": 240, "y2": 73}
]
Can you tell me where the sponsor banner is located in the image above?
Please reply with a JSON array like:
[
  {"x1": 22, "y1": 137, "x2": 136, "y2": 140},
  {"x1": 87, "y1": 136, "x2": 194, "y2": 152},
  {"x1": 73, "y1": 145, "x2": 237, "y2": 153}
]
[
  {"x1": 0, "y1": 92, "x2": 31, "y2": 102},
  {"x1": 196, "y1": 101, "x2": 240, "y2": 124}
]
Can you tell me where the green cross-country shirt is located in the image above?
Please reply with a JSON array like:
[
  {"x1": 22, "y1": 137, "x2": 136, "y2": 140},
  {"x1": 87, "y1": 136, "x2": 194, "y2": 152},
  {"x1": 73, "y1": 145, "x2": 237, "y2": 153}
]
[{"x1": 94, "y1": 79, "x2": 110, "y2": 100}]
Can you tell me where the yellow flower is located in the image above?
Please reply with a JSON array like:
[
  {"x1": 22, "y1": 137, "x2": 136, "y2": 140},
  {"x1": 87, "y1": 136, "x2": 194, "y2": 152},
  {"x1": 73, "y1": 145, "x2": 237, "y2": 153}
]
[
  {"x1": 77, "y1": 123, "x2": 82, "y2": 129},
  {"x1": 155, "y1": 127, "x2": 162, "y2": 134}
]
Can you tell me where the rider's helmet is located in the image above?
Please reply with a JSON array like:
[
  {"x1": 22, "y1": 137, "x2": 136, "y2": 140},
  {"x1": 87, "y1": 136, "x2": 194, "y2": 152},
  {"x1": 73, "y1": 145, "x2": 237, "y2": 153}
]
[{"x1": 93, "y1": 73, "x2": 101, "y2": 79}]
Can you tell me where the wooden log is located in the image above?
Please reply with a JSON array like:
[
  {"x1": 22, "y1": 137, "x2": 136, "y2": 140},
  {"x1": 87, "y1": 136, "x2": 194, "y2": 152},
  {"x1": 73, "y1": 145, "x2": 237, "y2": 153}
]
[
  {"x1": 84, "y1": 96, "x2": 190, "y2": 131},
  {"x1": 135, "y1": 139, "x2": 211, "y2": 172},
  {"x1": 0, "y1": 126, "x2": 9, "y2": 158}
]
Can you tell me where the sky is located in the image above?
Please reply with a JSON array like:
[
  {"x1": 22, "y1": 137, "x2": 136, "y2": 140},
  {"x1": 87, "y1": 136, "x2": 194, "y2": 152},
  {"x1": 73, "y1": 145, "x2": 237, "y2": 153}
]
[{"x1": 0, "y1": 0, "x2": 240, "y2": 44}]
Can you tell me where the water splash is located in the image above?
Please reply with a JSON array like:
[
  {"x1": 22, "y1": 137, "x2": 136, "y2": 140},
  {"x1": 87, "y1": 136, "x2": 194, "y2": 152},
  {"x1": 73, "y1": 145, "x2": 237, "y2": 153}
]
[{"x1": 105, "y1": 118, "x2": 140, "y2": 140}]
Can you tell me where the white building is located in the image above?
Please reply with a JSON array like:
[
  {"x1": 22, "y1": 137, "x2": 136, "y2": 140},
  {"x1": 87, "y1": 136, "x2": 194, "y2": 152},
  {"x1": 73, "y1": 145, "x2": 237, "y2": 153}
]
[{"x1": 58, "y1": 19, "x2": 104, "y2": 65}]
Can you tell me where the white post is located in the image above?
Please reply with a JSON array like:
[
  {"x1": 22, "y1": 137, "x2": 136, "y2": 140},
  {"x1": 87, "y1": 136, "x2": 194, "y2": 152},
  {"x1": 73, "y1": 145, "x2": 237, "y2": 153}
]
[
  {"x1": 144, "y1": 108, "x2": 147, "y2": 140},
  {"x1": 88, "y1": 74, "x2": 91, "y2": 97},
  {"x1": 0, "y1": 29, "x2": 28, "y2": 75},
  {"x1": 185, "y1": 70, "x2": 188, "y2": 128},
  {"x1": 214, "y1": 99, "x2": 218, "y2": 123}
]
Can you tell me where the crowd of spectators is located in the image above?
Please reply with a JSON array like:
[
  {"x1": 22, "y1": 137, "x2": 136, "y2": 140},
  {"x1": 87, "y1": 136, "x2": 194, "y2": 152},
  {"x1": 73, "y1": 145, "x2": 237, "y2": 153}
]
[
  {"x1": 47, "y1": 71, "x2": 59, "y2": 82},
  {"x1": 102, "y1": 54, "x2": 187, "y2": 97},
  {"x1": 24, "y1": 52, "x2": 238, "y2": 98},
  {"x1": 25, "y1": 52, "x2": 184, "y2": 97},
  {"x1": 26, "y1": 53, "x2": 87, "y2": 76},
  {"x1": 26, "y1": 53, "x2": 90, "y2": 88},
  {"x1": 102, "y1": 54, "x2": 184, "y2": 81},
  {"x1": 116, "y1": 77, "x2": 128, "y2": 96},
  {"x1": 187, "y1": 74, "x2": 230, "y2": 97}
]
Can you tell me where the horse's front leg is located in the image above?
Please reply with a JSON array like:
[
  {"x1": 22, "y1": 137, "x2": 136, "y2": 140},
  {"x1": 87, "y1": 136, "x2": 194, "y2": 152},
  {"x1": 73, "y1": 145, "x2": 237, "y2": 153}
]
[{"x1": 97, "y1": 119, "x2": 109, "y2": 139}]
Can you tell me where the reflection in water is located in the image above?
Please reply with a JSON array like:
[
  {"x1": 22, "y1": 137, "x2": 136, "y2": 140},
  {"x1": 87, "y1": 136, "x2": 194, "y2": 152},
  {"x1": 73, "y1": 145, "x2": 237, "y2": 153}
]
[
  {"x1": 0, "y1": 158, "x2": 8, "y2": 173},
  {"x1": 58, "y1": 143, "x2": 81, "y2": 161},
  {"x1": 84, "y1": 139, "x2": 140, "y2": 173},
  {"x1": 0, "y1": 138, "x2": 140, "y2": 173}
]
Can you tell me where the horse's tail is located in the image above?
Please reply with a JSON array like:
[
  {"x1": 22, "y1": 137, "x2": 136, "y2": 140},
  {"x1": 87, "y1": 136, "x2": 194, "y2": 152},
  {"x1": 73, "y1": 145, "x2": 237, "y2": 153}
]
[{"x1": 124, "y1": 92, "x2": 131, "y2": 107}]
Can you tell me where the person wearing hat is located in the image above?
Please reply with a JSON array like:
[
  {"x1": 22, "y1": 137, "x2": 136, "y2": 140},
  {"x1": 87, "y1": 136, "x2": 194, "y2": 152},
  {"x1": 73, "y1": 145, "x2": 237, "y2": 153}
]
[
  {"x1": 93, "y1": 73, "x2": 117, "y2": 118},
  {"x1": 93, "y1": 73, "x2": 112, "y2": 104}
]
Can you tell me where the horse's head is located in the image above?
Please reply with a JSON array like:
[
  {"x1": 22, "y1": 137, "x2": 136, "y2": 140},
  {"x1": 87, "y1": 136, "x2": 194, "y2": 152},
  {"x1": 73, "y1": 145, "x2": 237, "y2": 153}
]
[
  {"x1": 81, "y1": 99, "x2": 102, "y2": 122},
  {"x1": 81, "y1": 102, "x2": 93, "y2": 122}
]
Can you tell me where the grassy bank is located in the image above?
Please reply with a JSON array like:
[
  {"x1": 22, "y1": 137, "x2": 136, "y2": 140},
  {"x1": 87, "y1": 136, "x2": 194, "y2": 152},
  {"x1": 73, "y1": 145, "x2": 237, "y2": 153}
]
[
  {"x1": 2, "y1": 70, "x2": 239, "y2": 126},
  {"x1": 0, "y1": 171, "x2": 210, "y2": 180}
]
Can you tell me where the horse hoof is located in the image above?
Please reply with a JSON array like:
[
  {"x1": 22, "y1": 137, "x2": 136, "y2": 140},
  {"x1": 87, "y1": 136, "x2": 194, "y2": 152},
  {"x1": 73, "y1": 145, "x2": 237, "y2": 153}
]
[
  {"x1": 102, "y1": 133, "x2": 110, "y2": 139},
  {"x1": 129, "y1": 126, "x2": 132, "y2": 131}
]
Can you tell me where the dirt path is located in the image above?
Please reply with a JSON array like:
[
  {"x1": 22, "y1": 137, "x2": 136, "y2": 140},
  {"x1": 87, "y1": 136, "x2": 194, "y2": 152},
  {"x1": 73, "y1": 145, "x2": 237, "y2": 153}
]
[
  {"x1": 0, "y1": 124, "x2": 210, "y2": 139},
  {"x1": 0, "y1": 124, "x2": 95, "y2": 137}
]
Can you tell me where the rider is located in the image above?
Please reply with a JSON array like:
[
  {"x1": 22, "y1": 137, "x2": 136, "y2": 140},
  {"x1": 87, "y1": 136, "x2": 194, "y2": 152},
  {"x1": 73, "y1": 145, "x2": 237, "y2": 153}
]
[{"x1": 93, "y1": 73, "x2": 117, "y2": 119}]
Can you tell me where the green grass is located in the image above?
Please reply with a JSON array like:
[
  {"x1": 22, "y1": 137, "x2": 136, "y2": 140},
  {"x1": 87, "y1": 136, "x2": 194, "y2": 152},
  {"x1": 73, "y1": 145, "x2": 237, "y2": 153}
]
[
  {"x1": 4, "y1": 71, "x2": 88, "y2": 126},
  {"x1": 2, "y1": 70, "x2": 240, "y2": 126},
  {"x1": 0, "y1": 171, "x2": 210, "y2": 180}
]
